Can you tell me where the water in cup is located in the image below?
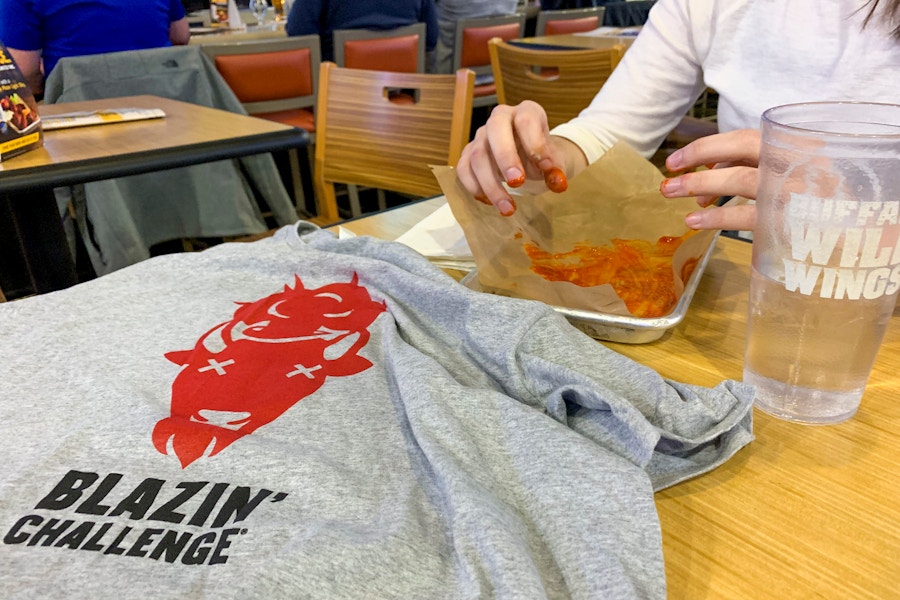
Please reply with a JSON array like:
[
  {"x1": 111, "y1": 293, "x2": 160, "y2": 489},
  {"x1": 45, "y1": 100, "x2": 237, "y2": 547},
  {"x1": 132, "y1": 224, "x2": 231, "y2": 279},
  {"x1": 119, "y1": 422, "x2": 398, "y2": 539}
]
[
  {"x1": 744, "y1": 265, "x2": 896, "y2": 423},
  {"x1": 744, "y1": 102, "x2": 900, "y2": 424}
]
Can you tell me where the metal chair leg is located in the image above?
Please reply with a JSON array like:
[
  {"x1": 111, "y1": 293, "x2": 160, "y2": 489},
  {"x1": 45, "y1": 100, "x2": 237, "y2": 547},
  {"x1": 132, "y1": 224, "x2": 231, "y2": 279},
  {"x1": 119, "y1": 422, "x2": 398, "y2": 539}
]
[
  {"x1": 347, "y1": 184, "x2": 363, "y2": 217},
  {"x1": 288, "y1": 148, "x2": 306, "y2": 217}
]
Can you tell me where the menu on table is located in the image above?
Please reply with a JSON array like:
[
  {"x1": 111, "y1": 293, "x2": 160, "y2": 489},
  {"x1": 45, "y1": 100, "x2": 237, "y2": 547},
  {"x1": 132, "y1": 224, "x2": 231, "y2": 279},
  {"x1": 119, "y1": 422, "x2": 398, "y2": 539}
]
[
  {"x1": 210, "y1": 0, "x2": 229, "y2": 24},
  {"x1": 40, "y1": 108, "x2": 166, "y2": 131},
  {"x1": 0, "y1": 43, "x2": 42, "y2": 162},
  {"x1": 209, "y1": 0, "x2": 245, "y2": 29}
]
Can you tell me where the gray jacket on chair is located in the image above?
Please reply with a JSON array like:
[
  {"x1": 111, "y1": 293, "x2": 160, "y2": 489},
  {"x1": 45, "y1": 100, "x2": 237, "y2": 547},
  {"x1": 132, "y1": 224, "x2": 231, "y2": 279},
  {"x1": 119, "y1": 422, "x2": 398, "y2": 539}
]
[{"x1": 43, "y1": 45, "x2": 300, "y2": 276}]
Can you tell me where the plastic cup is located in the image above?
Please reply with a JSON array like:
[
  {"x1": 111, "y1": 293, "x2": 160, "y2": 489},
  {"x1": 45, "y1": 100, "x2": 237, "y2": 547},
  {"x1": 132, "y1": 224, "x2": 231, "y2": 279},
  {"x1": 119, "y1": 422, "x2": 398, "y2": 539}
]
[{"x1": 744, "y1": 102, "x2": 900, "y2": 424}]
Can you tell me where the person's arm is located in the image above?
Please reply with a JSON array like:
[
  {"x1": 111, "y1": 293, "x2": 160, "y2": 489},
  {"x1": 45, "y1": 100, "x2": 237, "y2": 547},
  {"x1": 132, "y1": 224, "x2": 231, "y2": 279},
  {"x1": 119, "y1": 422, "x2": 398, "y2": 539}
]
[
  {"x1": 169, "y1": 17, "x2": 191, "y2": 45},
  {"x1": 8, "y1": 48, "x2": 43, "y2": 98},
  {"x1": 166, "y1": 0, "x2": 190, "y2": 45},
  {"x1": 660, "y1": 129, "x2": 761, "y2": 231},
  {"x1": 1, "y1": 0, "x2": 44, "y2": 96},
  {"x1": 421, "y1": 0, "x2": 439, "y2": 51},
  {"x1": 552, "y1": 0, "x2": 710, "y2": 163},
  {"x1": 455, "y1": 0, "x2": 710, "y2": 215}
]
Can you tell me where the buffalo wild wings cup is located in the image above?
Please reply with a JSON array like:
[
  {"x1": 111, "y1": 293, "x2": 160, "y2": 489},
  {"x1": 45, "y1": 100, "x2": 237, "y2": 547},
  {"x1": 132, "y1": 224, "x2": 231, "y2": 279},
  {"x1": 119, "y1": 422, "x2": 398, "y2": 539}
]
[{"x1": 746, "y1": 102, "x2": 900, "y2": 424}]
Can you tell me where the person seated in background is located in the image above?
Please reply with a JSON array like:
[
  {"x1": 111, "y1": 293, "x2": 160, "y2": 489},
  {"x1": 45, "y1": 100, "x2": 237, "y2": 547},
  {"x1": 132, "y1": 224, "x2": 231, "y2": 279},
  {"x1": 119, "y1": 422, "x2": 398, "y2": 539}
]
[
  {"x1": 539, "y1": 0, "x2": 599, "y2": 9},
  {"x1": 286, "y1": 0, "x2": 439, "y2": 65},
  {"x1": 0, "y1": 0, "x2": 190, "y2": 99},
  {"x1": 455, "y1": 0, "x2": 900, "y2": 233},
  {"x1": 432, "y1": 0, "x2": 519, "y2": 74}
]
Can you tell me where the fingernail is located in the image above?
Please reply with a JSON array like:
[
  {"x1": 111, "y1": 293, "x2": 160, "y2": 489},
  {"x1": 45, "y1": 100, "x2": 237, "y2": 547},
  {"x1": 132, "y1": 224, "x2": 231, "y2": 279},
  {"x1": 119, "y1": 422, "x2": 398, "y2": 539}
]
[
  {"x1": 668, "y1": 149, "x2": 684, "y2": 170},
  {"x1": 685, "y1": 213, "x2": 702, "y2": 229},
  {"x1": 505, "y1": 168, "x2": 525, "y2": 187},
  {"x1": 474, "y1": 194, "x2": 491, "y2": 205},
  {"x1": 660, "y1": 177, "x2": 682, "y2": 195},
  {"x1": 498, "y1": 197, "x2": 517, "y2": 216}
]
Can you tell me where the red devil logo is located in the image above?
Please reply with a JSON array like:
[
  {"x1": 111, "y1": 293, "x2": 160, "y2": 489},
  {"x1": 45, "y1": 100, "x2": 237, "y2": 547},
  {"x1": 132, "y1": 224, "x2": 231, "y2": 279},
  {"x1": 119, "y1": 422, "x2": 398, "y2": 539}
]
[{"x1": 153, "y1": 274, "x2": 386, "y2": 468}]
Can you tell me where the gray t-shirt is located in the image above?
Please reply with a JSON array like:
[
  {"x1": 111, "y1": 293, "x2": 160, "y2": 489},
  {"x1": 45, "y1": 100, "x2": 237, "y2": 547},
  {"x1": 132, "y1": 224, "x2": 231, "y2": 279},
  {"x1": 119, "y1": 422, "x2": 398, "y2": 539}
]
[{"x1": 0, "y1": 223, "x2": 753, "y2": 599}]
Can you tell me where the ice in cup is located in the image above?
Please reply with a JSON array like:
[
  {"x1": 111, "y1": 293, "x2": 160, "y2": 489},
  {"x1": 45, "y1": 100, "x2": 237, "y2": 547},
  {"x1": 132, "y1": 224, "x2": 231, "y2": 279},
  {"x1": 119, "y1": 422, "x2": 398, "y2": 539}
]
[{"x1": 744, "y1": 102, "x2": 900, "y2": 424}]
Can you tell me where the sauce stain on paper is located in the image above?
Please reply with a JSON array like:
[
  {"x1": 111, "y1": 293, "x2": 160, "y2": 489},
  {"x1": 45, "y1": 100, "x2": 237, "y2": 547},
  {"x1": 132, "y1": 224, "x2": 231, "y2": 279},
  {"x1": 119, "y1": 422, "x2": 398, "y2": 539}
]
[{"x1": 524, "y1": 232, "x2": 698, "y2": 318}]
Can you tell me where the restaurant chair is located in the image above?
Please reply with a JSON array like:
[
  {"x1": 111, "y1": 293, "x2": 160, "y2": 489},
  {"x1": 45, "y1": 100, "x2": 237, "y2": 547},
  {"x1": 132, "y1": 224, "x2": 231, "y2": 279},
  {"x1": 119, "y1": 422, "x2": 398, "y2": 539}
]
[
  {"x1": 690, "y1": 87, "x2": 718, "y2": 121},
  {"x1": 333, "y1": 23, "x2": 426, "y2": 73},
  {"x1": 452, "y1": 15, "x2": 526, "y2": 108},
  {"x1": 311, "y1": 62, "x2": 474, "y2": 225},
  {"x1": 201, "y1": 35, "x2": 321, "y2": 215},
  {"x1": 488, "y1": 38, "x2": 625, "y2": 129},
  {"x1": 534, "y1": 7, "x2": 606, "y2": 36},
  {"x1": 332, "y1": 24, "x2": 428, "y2": 210}
]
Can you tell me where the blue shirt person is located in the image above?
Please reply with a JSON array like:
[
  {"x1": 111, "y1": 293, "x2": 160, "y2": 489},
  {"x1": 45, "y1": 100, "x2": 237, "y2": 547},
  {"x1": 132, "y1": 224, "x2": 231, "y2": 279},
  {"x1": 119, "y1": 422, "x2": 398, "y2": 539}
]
[
  {"x1": 286, "y1": 0, "x2": 438, "y2": 64},
  {"x1": 0, "y1": 0, "x2": 190, "y2": 97}
]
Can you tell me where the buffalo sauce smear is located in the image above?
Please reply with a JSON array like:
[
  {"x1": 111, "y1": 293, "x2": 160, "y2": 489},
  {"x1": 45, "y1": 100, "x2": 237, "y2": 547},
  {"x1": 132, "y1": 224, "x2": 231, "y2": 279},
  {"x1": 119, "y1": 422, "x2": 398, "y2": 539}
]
[
  {"x1": 523, "y1": 231, "x2": 699, "y2": 318},
  {"x1": 543, "y1": 168, "x2": 568, "y2": 193}
]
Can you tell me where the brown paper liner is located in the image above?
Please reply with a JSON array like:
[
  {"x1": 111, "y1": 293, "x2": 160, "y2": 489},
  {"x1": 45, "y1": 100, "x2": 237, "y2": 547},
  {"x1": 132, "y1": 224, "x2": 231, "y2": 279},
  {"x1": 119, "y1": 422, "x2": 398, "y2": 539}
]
[{"x1": 434, "y1": 142, "x2": 719, "y2": 318}]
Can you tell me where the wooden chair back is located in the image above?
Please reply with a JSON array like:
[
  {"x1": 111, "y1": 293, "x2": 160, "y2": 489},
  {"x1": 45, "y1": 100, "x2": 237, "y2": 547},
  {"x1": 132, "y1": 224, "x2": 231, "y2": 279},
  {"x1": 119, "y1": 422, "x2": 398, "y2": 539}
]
[
  {"x1": 535, "y1": 7, "x2": 606, "y2": 36},
  {"x1": 312, "y1": 62, "x2": 474, "y2": 225},
  {"x1": 333, "y1": 24, "x2": 426, "y2": 73},
  {"x1": 489, "y1": 38, "x2": 625, "y2": 129},
  {"x1": 452, "y1": 15, "x2": 526, "y2": 107}
]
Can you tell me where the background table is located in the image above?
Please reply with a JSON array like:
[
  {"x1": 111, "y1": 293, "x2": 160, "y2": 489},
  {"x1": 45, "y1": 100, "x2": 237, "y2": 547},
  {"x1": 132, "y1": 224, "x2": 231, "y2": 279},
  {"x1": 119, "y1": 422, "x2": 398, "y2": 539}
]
[
  {"x1": 515, "y1": 28, "x2": 638, "y2": 50},
  {"x1": 337, "y1": 197, "x2": 900, "y2": 599},
  {"x1": 189, "y1": 22, "x2": 287, "y2": 45},
  {"x1": 0, "y1": 94, "x2": 308, "y2": 294}
]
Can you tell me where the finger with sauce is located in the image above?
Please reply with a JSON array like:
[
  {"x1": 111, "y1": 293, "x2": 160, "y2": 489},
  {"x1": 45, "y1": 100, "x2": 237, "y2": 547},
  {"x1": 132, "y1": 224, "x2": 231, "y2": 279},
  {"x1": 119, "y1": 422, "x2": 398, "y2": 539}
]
[
  {"x1": 506, "y1": 172, "x2": 526, "y2": 188},
  {"x1": 543, "y1": 167, "x2": 568, "y2": 193}
]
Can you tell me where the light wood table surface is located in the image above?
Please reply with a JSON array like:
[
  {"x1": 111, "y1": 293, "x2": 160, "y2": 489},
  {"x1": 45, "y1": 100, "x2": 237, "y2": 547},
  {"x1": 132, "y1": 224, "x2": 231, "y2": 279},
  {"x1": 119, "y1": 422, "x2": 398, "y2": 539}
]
[
  {"x1": 1, "y1": 94, "x2": 308, "y2": 293},
  {"x1": 338, "y1": 197, "x2": 900, "y2": 599},
  {"x1": 1, "y1": 95, "x2": 305, "y2": 187}
]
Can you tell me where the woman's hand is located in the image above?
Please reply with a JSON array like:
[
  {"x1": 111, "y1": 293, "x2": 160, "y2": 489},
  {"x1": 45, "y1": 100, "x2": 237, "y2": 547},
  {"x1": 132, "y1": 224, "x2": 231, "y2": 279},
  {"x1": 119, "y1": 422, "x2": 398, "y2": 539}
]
[
  {"x1": 660, "y1": 129, "x2": 762, "y2": 231},
  {"x1": 456, "y1": 101, "x2": 586, "y2": 216}
]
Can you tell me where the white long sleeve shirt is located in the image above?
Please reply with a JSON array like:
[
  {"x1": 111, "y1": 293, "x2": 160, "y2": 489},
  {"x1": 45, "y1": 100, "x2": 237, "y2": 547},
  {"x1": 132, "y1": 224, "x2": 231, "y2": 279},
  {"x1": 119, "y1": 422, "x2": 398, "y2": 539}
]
[{"x1": 553, "y1": 0, "x2": 900, "y2": 163}]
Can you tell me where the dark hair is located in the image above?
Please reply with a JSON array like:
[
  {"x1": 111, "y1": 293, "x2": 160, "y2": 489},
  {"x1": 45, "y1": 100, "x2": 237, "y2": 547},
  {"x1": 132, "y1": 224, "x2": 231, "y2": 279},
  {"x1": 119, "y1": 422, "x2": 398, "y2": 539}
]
[{"x1": 863, "y1": 0, "x2": 900, "y2": 38}]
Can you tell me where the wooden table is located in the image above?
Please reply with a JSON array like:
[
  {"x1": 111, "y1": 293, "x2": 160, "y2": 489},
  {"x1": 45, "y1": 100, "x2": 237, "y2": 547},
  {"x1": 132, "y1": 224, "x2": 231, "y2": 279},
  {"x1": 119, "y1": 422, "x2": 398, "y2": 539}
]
[
  {"x1": 515, "y1": 28, "x2": 638, "y2": 50},
  {"x1": 338, "y1": 197, "x2": 900, "y2": 600},
  {"x1": 0, "y1": 94, "x2": 308, "y2": 294},
  {"x1": 189, "y1": 22, "x2": 287, "y2": 45}
]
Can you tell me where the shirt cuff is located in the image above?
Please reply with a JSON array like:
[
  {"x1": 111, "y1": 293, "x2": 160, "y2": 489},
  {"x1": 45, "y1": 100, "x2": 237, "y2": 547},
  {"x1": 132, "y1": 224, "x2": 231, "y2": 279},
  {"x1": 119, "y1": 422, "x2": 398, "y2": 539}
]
[{"x1": 550, "y1": 122, "x2": 616, "y2": 165}]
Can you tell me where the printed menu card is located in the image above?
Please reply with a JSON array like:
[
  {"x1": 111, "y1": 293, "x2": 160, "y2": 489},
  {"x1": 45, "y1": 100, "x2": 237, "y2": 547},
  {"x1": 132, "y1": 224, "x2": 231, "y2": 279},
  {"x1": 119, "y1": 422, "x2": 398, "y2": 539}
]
[{"x1": 0, "y1": 42, "x2": 42, "y2": 162}]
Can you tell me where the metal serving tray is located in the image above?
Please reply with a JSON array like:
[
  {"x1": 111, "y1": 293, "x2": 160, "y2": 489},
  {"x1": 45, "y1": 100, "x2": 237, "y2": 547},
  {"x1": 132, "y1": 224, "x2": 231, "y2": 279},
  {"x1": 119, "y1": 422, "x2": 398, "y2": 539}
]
[{"x1": 459, "y1": 232, "x2": 720, "y2": 344}]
